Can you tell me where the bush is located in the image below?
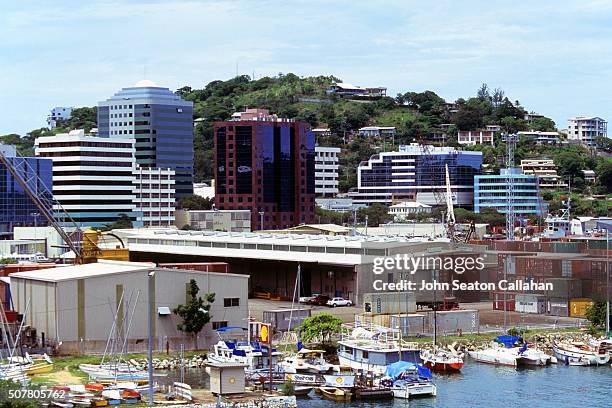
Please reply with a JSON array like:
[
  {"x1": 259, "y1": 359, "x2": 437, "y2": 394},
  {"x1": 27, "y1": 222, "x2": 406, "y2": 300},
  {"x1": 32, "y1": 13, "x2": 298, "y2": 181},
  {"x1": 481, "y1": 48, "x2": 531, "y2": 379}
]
[{"x1": 280, "y1": 381, "x2": 294, "y2": 396}]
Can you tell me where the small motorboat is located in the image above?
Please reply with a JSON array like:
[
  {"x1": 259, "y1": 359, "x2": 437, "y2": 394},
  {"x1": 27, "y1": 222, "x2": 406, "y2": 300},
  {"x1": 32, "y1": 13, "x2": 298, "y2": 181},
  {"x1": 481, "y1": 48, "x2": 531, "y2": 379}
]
[
  {"x1": 85, "y1": 383, "x2": 105, "y2": 392},
  {"x1": 280, "y1": 349, "x2": 335, "y2": 374},
  {"x1": 319, "y1": 387, "x2": 352, "y2": 402},
  {"x1": 553, "y1": 340, "x2": 610, "y2": 366},
  {"x1": 420, "y1": 347, "x2": 464, "y2": 372},
  {"x1": 292, "y1": 386, "x2": 314, "y2": 397},
  {"x1": 384, "y1": 361, "x2": 437, "y2": 399}
]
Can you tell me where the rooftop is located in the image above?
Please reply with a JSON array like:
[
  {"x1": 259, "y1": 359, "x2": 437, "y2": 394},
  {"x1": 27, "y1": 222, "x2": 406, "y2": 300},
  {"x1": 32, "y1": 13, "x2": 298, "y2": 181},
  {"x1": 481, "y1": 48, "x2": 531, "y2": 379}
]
[{"x1": 9, "y1": 260, "x2": 154, "y2": 283}]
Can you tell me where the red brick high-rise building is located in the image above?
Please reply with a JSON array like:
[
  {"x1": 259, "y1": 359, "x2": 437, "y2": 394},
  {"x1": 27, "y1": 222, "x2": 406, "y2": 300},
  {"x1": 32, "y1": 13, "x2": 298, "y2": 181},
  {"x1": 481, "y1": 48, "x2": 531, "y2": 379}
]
[{"x1": 214, "y1": 109, "x2": 316, "y2": 230}]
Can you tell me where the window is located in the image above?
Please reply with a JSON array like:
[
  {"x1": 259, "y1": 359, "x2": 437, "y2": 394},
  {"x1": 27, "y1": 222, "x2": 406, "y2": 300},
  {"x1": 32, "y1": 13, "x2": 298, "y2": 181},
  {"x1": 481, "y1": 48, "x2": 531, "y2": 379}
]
[
  {"x1": 223, "y1": 298, "x2": 240, "y2": 307},
  {"x1": 212, "y1": 321, "x2": 228, "y2": 330}
]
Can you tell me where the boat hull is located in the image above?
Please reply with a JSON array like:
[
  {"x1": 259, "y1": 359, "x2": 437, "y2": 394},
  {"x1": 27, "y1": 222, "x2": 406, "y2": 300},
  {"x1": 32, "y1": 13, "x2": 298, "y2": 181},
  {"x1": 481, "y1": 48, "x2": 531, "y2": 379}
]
[
  {"x1": 392, "y1": 383, "x2": 437, "y2": 399},
  {"x1": 553, "y1": 346, "x2": 610, "y2": 366},
  {"x1": 422, "y1": 360, "x2": 463, "y2": 372},
  {"x1": 319, "y1": 387, "x2": 352, "y2": 402}
]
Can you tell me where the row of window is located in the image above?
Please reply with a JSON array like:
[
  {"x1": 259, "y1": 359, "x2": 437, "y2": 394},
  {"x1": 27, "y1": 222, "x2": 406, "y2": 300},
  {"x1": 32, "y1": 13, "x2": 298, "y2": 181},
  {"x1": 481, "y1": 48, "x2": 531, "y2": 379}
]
[{"x1": 128, "y1": 237, "x2": 386, "y2": 256}]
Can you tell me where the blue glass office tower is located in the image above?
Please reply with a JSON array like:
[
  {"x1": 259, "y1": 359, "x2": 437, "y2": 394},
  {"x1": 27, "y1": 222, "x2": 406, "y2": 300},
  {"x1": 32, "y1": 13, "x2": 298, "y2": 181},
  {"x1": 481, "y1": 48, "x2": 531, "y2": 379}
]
[
  {"x1": 474, "y1": 168, "x2": 547, "y2": 217},
  {"x1": 352, "y1": 144, "x2": 482, "y2": 207},
  {"x1": 0, "y1": 145, "x2": 53, "y2": 237},
  {"x1": 98, "y1": 80, "x2": 194, "y2": 197}
]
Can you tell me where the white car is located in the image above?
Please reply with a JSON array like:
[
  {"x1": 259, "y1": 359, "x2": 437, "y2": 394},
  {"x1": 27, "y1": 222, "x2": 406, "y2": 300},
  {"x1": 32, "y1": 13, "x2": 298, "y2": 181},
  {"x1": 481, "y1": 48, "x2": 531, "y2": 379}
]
[
  {"x1": 326, "y1": 297, "x2": 352, "y2": 307},
  {"x1": 299, "y1": 294, "x2": 321, "y2": 304}
]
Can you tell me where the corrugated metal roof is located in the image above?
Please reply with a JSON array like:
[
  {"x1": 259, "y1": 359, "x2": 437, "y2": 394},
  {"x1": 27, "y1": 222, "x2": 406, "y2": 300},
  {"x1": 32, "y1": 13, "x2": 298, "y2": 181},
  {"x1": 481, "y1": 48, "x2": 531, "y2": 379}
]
[{"x1": 8, "y1": 260, "x2": 155, "y2": 283}]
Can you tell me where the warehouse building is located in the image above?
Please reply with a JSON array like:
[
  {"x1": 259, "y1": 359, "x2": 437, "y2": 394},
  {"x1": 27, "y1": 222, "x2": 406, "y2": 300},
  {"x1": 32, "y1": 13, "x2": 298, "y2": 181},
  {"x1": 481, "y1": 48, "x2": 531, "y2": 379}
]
[{"x1": 9, "y1": 260, "x2": 248, "y2": 353}]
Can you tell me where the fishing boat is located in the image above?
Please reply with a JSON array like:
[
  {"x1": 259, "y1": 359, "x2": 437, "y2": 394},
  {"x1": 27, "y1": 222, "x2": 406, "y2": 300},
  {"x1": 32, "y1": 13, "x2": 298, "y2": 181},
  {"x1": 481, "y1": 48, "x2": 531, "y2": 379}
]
[
  {"x1": 319, "y1": 387, "x2": 353, "y2": 402},
  {"x1": 383, "y1": 361, "x2": 436, "y2": 399},
  {"x1": 280, "y1": 348, "x2": 335, "y2": 374},
  {"x1": 420, "y1": 347, "x2": 464, "y2": 372},
  {"x1": 469, "y1": 336, "x2": 552, "y2": 367},
  {"x1": 552, "y1": 340, "x2": 611, "y2": 366}
]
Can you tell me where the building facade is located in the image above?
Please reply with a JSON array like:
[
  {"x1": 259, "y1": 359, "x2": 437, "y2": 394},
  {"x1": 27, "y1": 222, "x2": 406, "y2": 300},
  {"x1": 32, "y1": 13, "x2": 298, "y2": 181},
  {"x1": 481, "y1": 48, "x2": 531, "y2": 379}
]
[
  {"x1": 133, "y1": 166, "x2": 176, "y2": 227},
  {"x1": 315, "y1": 146, "x2": 340, "y2": 197},
  {"x1": 474, "y1": 168, "x2": 547, "y2": 217},
  {"x1": 47, "y1": 107, "x2": 73, "y2": 128},
  {"x1": 358, "y1": 126, "x2": 396, "y2": 138},
  {"x1": 175, "y1": 209, "x2": 251, "y2": 232},
  {"x1": 457, "y1": 130, "x2": 495, "y2": 146},
  {"x1": 214, "y1": 110, "x2": 316, "y2": 230},
  {"x1": 35, "y1": 130, "x2": 141, "y2": 227},
  {"x1": 350, "y1": 144, "x2": 482, "y2": 207},
  {"x1": 0, "y1": 145, "x2": 53, "y2": 237},
  {"x1": 567, "y1": 116, "x2": 607, "y2": 146},
  {"x1": 517, "y1": 131, "x2": 561, "y2": 145},
  {"x1": 97, "y1": 80, "x2": 194, "y2": 197},
  {"x1": 520, "y1": 159, "x2": 567, "y2": 189}
]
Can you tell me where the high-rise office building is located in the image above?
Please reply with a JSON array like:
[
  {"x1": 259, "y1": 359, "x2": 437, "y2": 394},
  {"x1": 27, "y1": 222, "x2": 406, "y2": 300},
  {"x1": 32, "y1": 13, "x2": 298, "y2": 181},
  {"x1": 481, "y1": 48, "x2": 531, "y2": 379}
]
[
  {"x1": 315, "y1": 146, "x2": 340, "y2": 197},
  {"x1": 0, "y1": 144, "x2": 53, "y2": 237},
  {"x1": 350, "y1": 144, "x2": 482, "y2": 207},
  {"x1": 474, "y1": 168, "x2": 547, "y2": 217},
  {"x1": 133, "y1": 166, "x2": 176, "y2": 227},
  {"x1": 97, "y1": 80, "x2": 194, "y2": 197},
  {"x1": 214, "y1": 109, "x2": 315, "y2": 230},
  {"x1": 35, "y1": 130, "x2": 142, "y2": 227}
]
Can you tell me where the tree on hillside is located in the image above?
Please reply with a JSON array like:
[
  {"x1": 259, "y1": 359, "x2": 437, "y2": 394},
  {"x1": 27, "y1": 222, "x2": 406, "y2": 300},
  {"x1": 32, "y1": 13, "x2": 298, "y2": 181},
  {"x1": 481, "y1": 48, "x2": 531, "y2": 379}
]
[
  {"x1": 530, "y1": 117, "x2": 556, "y2": 132},
  {"x1": 554, "y1": 151, "x2": 585, "y2": 181},
  {"x1": 595, "y1": 160, "x2": 612, "y2": 194},
  {"x1": 299, "y1": 313, "x2": 343, "y2": 344},
  {"x1": 358, "y1": 203, "x2": 392, "y2": 226},
  {"x1": 173, "y1": 279, "x2": 215, "y2": 348}
]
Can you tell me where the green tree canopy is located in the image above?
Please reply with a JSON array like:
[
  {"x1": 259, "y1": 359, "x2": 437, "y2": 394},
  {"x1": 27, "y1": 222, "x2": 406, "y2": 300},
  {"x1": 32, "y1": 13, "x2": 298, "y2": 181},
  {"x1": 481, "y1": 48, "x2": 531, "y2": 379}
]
[
  {"x1": 173, "y1": 279, "x2": 215, "y2": 348},
  {"x1": 299, "y1": 313, "x2": 343, "y2": 344}
]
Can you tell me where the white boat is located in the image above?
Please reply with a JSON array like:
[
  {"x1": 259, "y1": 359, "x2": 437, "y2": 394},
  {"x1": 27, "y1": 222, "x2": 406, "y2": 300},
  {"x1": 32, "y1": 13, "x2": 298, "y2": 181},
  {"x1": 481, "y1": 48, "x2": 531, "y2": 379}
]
[
  {"x1": 280, "y1": 348, "x2": 335, "y2": 374},
  {"x1": 337, "y1": 323, "x2": 421, "y2": 376},
  {"x1": 553, "y1": 340, "x2": 610, "y2": 366},
  {"x1": 208, "y1": 339, "x2": 282, "y2": 371},
  {"x1": 391, "y1": 379, "x2": 437, "y2": 399},
  {"x1": 469, "y1": 336, "x2": 551, "y2": 367}
]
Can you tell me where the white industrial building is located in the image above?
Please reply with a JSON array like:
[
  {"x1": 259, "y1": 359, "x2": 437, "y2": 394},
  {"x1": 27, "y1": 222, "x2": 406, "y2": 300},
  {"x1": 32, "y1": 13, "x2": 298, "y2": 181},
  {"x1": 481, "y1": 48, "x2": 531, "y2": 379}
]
[
  {"x1": 567, "y1": 116, "x2": 607, "y2": 146},
  {"x1": 133, "y1": 166, "x2": 176, "y2": 227},
  {"x1": 35, "y1": 130, "x2": 141, "y2": 227},
  {"x1": 315, "y1": 146, "x2": 340, "y2": 197},
  {"x1": 9, "y1": 260, "x2": 248, "y2": 353},
  {"x1": 175, "y1": 209, "x2": 251, "y2": 232}
]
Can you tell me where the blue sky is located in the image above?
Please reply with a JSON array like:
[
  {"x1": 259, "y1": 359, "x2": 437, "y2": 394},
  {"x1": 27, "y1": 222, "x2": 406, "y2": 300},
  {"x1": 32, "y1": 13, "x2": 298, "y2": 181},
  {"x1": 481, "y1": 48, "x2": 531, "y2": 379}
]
[{"x1": 1, "y1": 0, "x2": 611, "y2": 135}]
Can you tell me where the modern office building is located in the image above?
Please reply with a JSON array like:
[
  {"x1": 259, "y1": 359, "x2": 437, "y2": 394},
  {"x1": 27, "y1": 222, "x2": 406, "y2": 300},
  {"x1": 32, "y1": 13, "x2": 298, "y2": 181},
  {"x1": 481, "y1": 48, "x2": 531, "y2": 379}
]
[
  {"x1": 0, "y1": 144, "x2": 53, "y2": 237},
  {"x1": 214, "y1": 109, "x2": 316, "y2": 230},
  {"x1": 520, "y1": 159, "x2": 567, "y2": 189},
  {"x1": 35, "y1": 130, "x2": 141, "y2": 227},
  {"x1": 315, "y1": 146, "x2": 340, "y2": 197},
  {"x1": 474, "y1": 168, "x2": 547, "y2": 217},
  {"x1": 47, "y1": 107, "x2": 73, "y2": 128},
  {"x1": 567, "y1": 116, "x2": 607, "y2": 146},
  {"x1": 97, "y1": 80, "x2": 194, "y2": 197},
  {"x1": 133, "y1": 166, "x2": 176, "y2": 227},
  {"x1": 350, "y1": 144, "x2": 482, "y2": 207},
  {"x1": 457, "y1": 130, "x2": 495, "y2": 146}
]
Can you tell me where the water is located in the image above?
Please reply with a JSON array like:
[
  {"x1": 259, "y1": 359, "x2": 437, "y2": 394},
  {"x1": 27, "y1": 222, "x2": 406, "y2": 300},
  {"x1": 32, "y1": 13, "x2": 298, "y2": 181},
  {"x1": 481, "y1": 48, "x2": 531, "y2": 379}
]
[{"x1": 159, "y1": 363, "x2": 612, "y2": 408}]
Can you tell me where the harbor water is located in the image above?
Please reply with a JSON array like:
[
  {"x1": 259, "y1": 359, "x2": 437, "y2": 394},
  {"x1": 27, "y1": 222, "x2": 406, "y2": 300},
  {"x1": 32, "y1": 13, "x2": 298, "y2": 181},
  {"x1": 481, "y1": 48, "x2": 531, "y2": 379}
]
[{"x1": 163, "y1": 362, "x2": 612, "y2": 408}]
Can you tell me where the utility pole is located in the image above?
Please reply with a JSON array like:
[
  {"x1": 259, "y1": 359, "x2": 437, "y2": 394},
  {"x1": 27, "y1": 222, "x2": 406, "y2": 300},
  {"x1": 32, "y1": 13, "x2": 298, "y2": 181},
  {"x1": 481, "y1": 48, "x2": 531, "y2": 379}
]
[{"x1": 147, "y1": 271, "x2": 155, "y2": 404}]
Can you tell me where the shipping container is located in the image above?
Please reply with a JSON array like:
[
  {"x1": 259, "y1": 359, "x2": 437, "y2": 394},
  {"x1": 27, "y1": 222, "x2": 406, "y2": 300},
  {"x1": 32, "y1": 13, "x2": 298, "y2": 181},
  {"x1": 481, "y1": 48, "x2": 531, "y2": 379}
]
[
  {"x1": 515, "y1": 293, "x2": 547, "y2": 314},
  {"x1": 545, "y1": 278, "x2": 582, "y2": 299},
  {"x1": 362, "y1": 292, "x2": 416, "y2": 315},
  {"x1": 262, "y1": 308, "x2": 311, "y2": 332},
  {"x1": 389, "y1": 314, "x2": 426, "y2": 337},
  {"x1": 569, "y1": 298, "x2": 594, "y2": 318},
  {"x1": 493, "y1": 292, "x2": 515, "y2": 311},
  {"x1": 547, "y1": 298, "x2": 569, "y2": 317},
  {"x1": 426, "y1": 309, "x2": 479, "y2": 335}
]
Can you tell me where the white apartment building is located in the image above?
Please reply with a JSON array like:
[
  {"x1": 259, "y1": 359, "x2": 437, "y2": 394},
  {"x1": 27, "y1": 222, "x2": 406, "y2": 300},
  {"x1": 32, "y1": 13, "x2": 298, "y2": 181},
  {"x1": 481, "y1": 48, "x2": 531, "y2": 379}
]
[
  {"x1": 567, "y1": 116, "x2": 607, "y2": 146},
  {"x1": 457, "y1": 130, "x2": 495, "y2": 146},
  {"x1": 520, "y1": 159, "x2": 568, "y2": 189},
  {"x1": 315, "y1": 146, "x2": 340, "y2": 197},
  {"x1": 35, "y1": 130, "x2": 141, "y2": 227},
  {"x1": 518, "y1": 131, "x2": 561, "y2": 145},
  {"x1": 358, "y1": 126, "x2": 396, "y2": 138},
  {"x1": 133, "y1": 166, "x2": 176, "y2": 227}
]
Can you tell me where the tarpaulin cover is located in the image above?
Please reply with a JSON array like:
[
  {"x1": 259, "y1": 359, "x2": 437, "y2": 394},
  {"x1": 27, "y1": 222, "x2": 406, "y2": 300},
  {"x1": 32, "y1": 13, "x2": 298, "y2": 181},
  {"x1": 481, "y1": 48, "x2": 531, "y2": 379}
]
[
  {"x1": 495, "y1": 335, "x2": 520, "y2": 348},
  {"x1": 385, "y1": 361, "x2": 418, "y2": 379}
]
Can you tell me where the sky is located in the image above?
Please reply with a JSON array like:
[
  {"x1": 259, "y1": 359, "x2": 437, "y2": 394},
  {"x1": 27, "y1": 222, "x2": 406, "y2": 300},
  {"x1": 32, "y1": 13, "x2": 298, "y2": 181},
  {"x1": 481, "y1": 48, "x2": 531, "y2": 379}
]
[{"x1": 1, "y1": 0, "x2": 612, "y2": 135}]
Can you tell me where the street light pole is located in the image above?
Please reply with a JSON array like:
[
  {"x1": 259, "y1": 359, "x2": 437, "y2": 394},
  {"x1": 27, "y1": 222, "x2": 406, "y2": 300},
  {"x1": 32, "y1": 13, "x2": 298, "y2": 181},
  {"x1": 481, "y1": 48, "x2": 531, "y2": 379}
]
[
  {"x1": 258, "y1": 211, "x2": 264, "y2": 231},
  {"x1": 147, "y1": 271, "x2": 155, "y2": 404}
]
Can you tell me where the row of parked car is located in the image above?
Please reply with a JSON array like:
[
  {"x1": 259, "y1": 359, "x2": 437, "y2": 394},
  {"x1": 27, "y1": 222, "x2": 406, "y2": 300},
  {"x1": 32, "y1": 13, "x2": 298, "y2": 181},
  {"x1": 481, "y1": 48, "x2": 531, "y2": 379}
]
[{"x1": 298, "y1": 294, "x2": 353, "y2": 307}]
